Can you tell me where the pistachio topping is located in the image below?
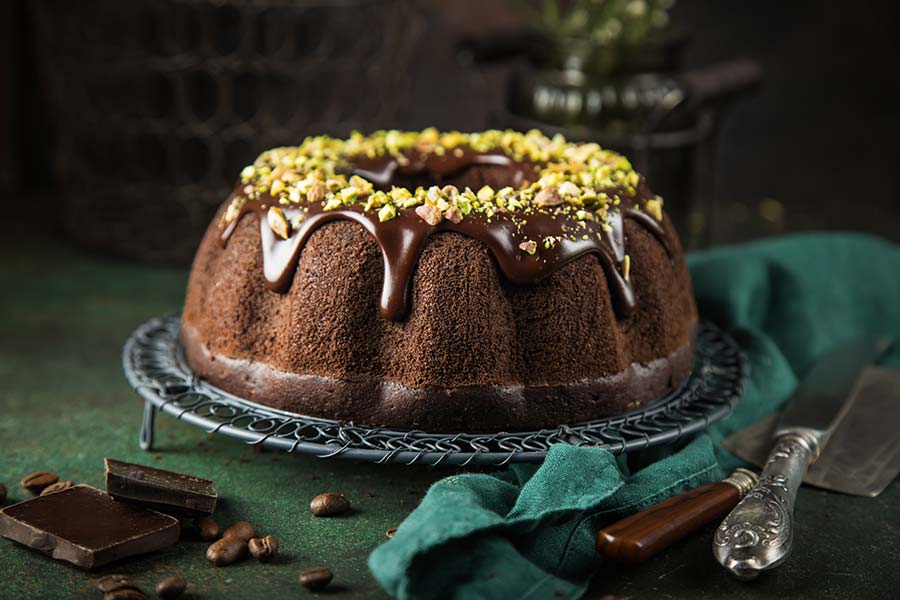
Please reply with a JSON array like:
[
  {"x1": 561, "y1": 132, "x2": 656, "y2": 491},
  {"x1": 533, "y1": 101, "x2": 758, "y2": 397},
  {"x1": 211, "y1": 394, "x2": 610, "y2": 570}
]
[
  {"x1": 644, "y1": 197, "x2": 664, "y2": 221},
  {"x1": 223, "y1": 130, "x2": 664, "y2": 271},
  {"x1": 267, "y1": 207, "x2": 291, "y2": 240}
]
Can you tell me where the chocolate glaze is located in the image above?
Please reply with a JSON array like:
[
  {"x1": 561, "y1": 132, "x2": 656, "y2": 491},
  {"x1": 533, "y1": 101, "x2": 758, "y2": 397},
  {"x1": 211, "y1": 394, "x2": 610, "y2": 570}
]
[{"x1": 220, "y1": 149, "x2": 672, "y2": 321}]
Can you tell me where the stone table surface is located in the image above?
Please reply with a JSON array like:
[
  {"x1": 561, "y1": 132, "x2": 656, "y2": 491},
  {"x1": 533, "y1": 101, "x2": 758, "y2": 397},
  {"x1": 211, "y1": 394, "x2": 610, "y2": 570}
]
[{"x1": 0, "y1": 227, "x2": 897, "y2": 600}]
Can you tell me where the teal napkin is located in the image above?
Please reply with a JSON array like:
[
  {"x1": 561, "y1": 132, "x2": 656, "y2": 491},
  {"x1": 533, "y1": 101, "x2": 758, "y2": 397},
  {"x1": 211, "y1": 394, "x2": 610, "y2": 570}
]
[{"x1": 369, "y1": 234, "x2": 900, "y2": 599}]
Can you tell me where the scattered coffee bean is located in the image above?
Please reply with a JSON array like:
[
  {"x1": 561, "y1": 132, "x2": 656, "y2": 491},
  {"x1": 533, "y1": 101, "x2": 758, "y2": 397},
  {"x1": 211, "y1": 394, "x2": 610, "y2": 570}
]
[
  {"x1": 40, "y1": 480, "x2": 74, "y2": 496},
  {"x1": 0, "y1": 482, "x2": 6, "y2": 504},
  {"x1": 310, "y1": 492, "x2": 350, "y2": 517},
  {"x1": 300, "y1": 567, "x2": 333, "y2": 592},
  {"x1": 104, "y1": 588, "x2": 146, "y2": 600},
  {"x1": 21, "y1": 471, "x2": 58, "y2": 494},
  {"x1": 206, "y1": 536, "x2": 248, "y2": 566},
  {"x1": 154, "y1": 575, "x2": 187, "y2": 600},
  {"x1": 222, "y1": 520, "x2": 255, "y2": 542},
  {"x1": 96, "y1": 574, "x2": 134, "y2": 593},
  {"x1": 386, "y1": 527, "x2": 397, "y2": 539},
  {"x1": 248, "y1": 535, "x2": 278, "y2": 563},
  {"x1": 195, "y1": 516, "x2": 222, "y2": 541}
]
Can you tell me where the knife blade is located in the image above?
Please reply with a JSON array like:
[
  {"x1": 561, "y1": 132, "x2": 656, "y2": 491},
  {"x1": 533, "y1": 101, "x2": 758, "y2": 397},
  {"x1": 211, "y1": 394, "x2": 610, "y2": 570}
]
[
  {"x1": 713, "y1": 336, "x2": 891, "y2": 580},
  {"x1": 722, "y1": 366, "x2": 900, "y2": 497}
]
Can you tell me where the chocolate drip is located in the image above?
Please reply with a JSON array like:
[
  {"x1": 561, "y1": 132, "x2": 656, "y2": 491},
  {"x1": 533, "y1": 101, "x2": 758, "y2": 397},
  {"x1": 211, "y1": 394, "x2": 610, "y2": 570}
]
[
  {"x1": 220, "y1": 151, "x2": 674, "y2": 322},
  {"x1": 348, "y1": 149, "x2": 538, "y2": 189}
]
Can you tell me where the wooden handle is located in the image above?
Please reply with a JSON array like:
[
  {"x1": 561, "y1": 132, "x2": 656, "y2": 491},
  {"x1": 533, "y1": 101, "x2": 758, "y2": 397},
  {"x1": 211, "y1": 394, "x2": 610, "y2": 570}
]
[{"x1": 597, "y1": 481, "x2": 740, "y2": 564}]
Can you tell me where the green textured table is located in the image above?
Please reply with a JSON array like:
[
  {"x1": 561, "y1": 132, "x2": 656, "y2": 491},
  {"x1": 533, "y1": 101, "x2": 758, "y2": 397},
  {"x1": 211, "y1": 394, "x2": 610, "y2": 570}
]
[{"x1": 1, "y1": 224, "x2": 898, "y2": 599}]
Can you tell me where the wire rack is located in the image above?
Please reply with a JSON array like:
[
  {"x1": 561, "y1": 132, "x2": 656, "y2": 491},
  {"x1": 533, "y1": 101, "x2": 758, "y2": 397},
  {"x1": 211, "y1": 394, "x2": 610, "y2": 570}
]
[{"x1": 123, "y1": 315, "x2": 747, "y2": 466}]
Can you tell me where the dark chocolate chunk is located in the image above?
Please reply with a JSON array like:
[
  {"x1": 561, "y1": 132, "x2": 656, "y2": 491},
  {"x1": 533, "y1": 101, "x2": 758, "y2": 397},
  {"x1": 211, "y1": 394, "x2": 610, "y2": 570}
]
[
  {"x1": 105, "y1": 458, "x2": 216, "y2": 517},
  {"x1": 0, "y1": 484, "x2": 179, "y2": 569}
]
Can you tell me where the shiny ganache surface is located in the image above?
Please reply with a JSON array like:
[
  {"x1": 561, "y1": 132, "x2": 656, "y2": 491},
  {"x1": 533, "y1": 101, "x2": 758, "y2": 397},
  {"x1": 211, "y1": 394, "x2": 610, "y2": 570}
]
[{"x1": 220, "y1": 147, "x2": 672, "y2": 321}]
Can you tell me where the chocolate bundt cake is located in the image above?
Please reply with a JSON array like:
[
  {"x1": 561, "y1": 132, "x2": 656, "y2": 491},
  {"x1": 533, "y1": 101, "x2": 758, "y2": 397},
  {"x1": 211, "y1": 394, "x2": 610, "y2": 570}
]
[{"x1": 181, "y1": 129, "x2": 697, "y2": 431}]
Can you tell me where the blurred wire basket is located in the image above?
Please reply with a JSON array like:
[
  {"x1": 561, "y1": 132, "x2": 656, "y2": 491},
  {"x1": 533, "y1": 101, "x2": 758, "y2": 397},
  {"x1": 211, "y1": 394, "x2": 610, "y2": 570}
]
[{"x1": 30, "y1": 0, "x2": 420, "y2": 263}]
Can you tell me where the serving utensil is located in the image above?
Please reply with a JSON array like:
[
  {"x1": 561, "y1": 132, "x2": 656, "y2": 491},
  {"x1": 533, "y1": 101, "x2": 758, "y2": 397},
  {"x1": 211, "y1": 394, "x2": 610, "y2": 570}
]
[{"x1": 713, "y1": 337, "x2": 891, "y2": 580}]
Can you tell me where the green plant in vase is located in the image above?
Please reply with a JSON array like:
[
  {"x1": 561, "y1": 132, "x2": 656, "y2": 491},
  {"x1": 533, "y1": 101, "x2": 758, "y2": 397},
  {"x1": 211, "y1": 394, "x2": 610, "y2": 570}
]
[{"x1": 512, "y1": 0, "x2": 681, "y2": 131}]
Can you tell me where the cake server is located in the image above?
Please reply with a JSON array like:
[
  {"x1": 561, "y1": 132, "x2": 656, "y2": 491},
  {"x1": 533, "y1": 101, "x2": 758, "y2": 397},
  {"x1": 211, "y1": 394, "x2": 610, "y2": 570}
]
[
  {"x1": 722, "y1": 366, "x2": 900, "y2": 497},
  {"x1": 713, "y1": 336, "x2": 892, "y2": 580}
]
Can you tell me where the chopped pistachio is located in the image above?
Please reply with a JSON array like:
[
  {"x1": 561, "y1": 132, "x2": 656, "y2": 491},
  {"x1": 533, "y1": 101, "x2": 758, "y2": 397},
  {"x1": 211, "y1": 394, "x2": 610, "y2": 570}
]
[
  {"x1": 307, "y1": 182, "x2": 326, "y2": 204},
  {"x1": 477, "y1": 185, "x2": 494, "y2": 203},
  {"x1": 623, "y1": 254, "x2": 631, "y2": 280},
  {"x1": 237, "y1": 129, "x2": 654, "y2": 229},
  {"x1": 645, "y1": 198, "x2": 663, "y2": 221},
  {"x1": 224, "y1": 197, "x2": 245, "y2": 224},
  {"x1": 267, "y1": 207, "x2": 291, "y2": 239},
  {"x1": 378, "y1": 204, "x2": 397, "y2": 222},
  {"x1": 323, "y1": 196, "x2": 343, "y2": 211},
  {"x1": 558, "y1": 181, "x2": 581, "y2": 197}
]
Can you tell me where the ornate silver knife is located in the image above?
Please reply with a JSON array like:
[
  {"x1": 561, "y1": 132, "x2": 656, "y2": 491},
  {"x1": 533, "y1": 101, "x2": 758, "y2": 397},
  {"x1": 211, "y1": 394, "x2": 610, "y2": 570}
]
[{"x1": 713, "y1": 337, "x2": 891, "y2": 580}]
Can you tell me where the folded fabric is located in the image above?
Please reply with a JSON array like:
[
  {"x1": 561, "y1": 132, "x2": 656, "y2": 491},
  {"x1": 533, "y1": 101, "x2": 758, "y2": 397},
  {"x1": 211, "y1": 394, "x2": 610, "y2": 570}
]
[{"x1": 369, "y1": 233, "x2": 900, "y2": 599}]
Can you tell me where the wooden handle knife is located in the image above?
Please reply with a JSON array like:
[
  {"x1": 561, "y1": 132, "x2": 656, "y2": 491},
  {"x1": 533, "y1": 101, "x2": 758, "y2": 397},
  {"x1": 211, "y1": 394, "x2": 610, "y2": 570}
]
[{"x1": 596, "y1": 469, "x2": 758, "y2": 564}]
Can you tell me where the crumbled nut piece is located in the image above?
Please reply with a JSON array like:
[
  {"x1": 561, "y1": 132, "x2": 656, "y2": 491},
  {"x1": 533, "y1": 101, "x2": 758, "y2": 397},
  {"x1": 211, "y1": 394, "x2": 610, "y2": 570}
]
[
  {"x1": 307, "y1": 182, "x2": 326, "y2": 204},
  {"x1": 622, "y1": 254, "x2": 631, "y2": 280},
  {"x1": 444, "y1": 205, "x2": 463, "y2": 224},
  {"x1": 415, "y1": 204, "x2": 443, "y2": 226},
  {"x1": 267, "y1": 207, "x2": 291, "y2": 239},
  {"x1": 269, "y1": 179, "x2": 285, "y2": 196},
  {"x1": 518, "y1": 240, "x2": 538, "y2": 255},
  {"x1": 378, "y1": 204, "x2": 397, "y2": 222},
  {"x1": 534, "y1": 188, "x2": 563, "y2": 207},
  {"x1": 476, "y1": 185, "x2": 495, "y2": 203},
  {"x1": 558, "y1": 181, "x2": 581, "y2": 197},
  {"x1": 645, "y1": 198, "x2": 663, "y2": 221}
]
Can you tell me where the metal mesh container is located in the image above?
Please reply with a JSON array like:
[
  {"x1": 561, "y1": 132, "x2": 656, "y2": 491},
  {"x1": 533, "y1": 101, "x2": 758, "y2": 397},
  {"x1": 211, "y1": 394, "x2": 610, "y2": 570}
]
[{"x1": 31, "y1": 0, "x2": 418, "y2": 263}]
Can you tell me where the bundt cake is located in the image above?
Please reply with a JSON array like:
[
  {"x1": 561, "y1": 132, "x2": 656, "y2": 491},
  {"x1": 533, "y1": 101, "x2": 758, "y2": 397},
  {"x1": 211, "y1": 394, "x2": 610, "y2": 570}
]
[{"x1": 181, "y1": 129, "x2": 697, "y2": 432}]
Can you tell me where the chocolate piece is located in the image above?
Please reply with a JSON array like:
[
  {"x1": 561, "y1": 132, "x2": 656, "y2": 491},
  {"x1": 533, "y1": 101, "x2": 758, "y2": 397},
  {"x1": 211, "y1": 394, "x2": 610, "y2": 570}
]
[
  {"x1": 0, "y1": 485, "x2": 179, "y2": 569},
  {"x1": 105, "y1": 458, "x2": 216, "y2": 517}
]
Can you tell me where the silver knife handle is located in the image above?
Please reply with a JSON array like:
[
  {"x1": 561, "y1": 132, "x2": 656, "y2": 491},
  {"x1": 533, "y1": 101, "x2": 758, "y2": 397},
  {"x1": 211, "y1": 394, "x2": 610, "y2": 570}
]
[{"x1": 713, "y1": 429, "x2": 820, "y2": 580}]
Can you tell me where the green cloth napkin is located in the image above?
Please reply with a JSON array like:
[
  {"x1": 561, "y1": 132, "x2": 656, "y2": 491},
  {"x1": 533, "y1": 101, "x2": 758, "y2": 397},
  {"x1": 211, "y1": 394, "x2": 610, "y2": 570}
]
[{"x1": 369, "y1": 233, "x2": 900, "y2": 600}]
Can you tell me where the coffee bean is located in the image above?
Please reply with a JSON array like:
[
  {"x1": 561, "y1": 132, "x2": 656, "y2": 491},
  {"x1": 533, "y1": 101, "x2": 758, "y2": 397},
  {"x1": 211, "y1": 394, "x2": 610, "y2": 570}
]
[
  {"x1": 222, "y1": 520, "x2": 255, "y2": 542},
  {"x1": 300, "y1": 567, "x2": 333, "y2": 592},
  {"x1": 0, "y1": 482, "x2": 6, "y2": 504},
  {"x1": 104, "y1": 587, "x2": 146, "y2": 600},
  {"x1": 195, "y1": 516, "x2": 222, "y2": 541},
  {"x1": 96, "y1": 574, "x2": 134, "y2": 593},
  {"x1": 206, "y1": 536, "x2": 247, "y2": 566},
  {"x1": 40, "y1": 480, "x2": 74, "y2": 496},
  {"x1": 386, "y1": 527, "x2": 397, "y2": 539},
  {"x1": 154, "y1": 575, "x2": 187, "y2": 600},
  {"x1": 248, "y1": 535, "x2": 278, "y2": 563},
  {"x1": 309, "y1": 492, "x2": 350, "y2": 517},
  {"x1": 21, "y1": 472, "x2": 58, "y2": 494}
]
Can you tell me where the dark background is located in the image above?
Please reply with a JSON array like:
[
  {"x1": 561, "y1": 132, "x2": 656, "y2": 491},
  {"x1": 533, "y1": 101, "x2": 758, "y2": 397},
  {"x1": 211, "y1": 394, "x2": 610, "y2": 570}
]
[{"x1": 1, "y1": 0, "x2": 898, "y2": 255}]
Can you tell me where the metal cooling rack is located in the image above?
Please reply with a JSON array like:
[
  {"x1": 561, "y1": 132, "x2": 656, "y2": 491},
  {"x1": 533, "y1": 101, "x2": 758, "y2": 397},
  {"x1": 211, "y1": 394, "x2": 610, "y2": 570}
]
[{"x1": 123, "y1": 315, "x2": 746, "y2": 466}]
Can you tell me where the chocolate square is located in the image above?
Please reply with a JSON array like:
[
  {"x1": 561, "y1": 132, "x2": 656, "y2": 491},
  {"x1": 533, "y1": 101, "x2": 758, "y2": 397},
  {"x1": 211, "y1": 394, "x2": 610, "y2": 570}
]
[
  {"x1": 105, "y1": 458, "x2": 217, "y2": 516},
  {"x1": 0, "y1": 485, "x2": 179, "y2": 569}
]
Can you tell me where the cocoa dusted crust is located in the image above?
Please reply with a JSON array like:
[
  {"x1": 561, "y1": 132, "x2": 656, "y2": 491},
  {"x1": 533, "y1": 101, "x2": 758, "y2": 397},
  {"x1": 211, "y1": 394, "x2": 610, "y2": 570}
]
[
  {"x1": 181, "y1": 323, "x2": 694, "y2": 432},
  {"x1": 181, "y1": 202, "x2": 698, "y2": 432}
]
